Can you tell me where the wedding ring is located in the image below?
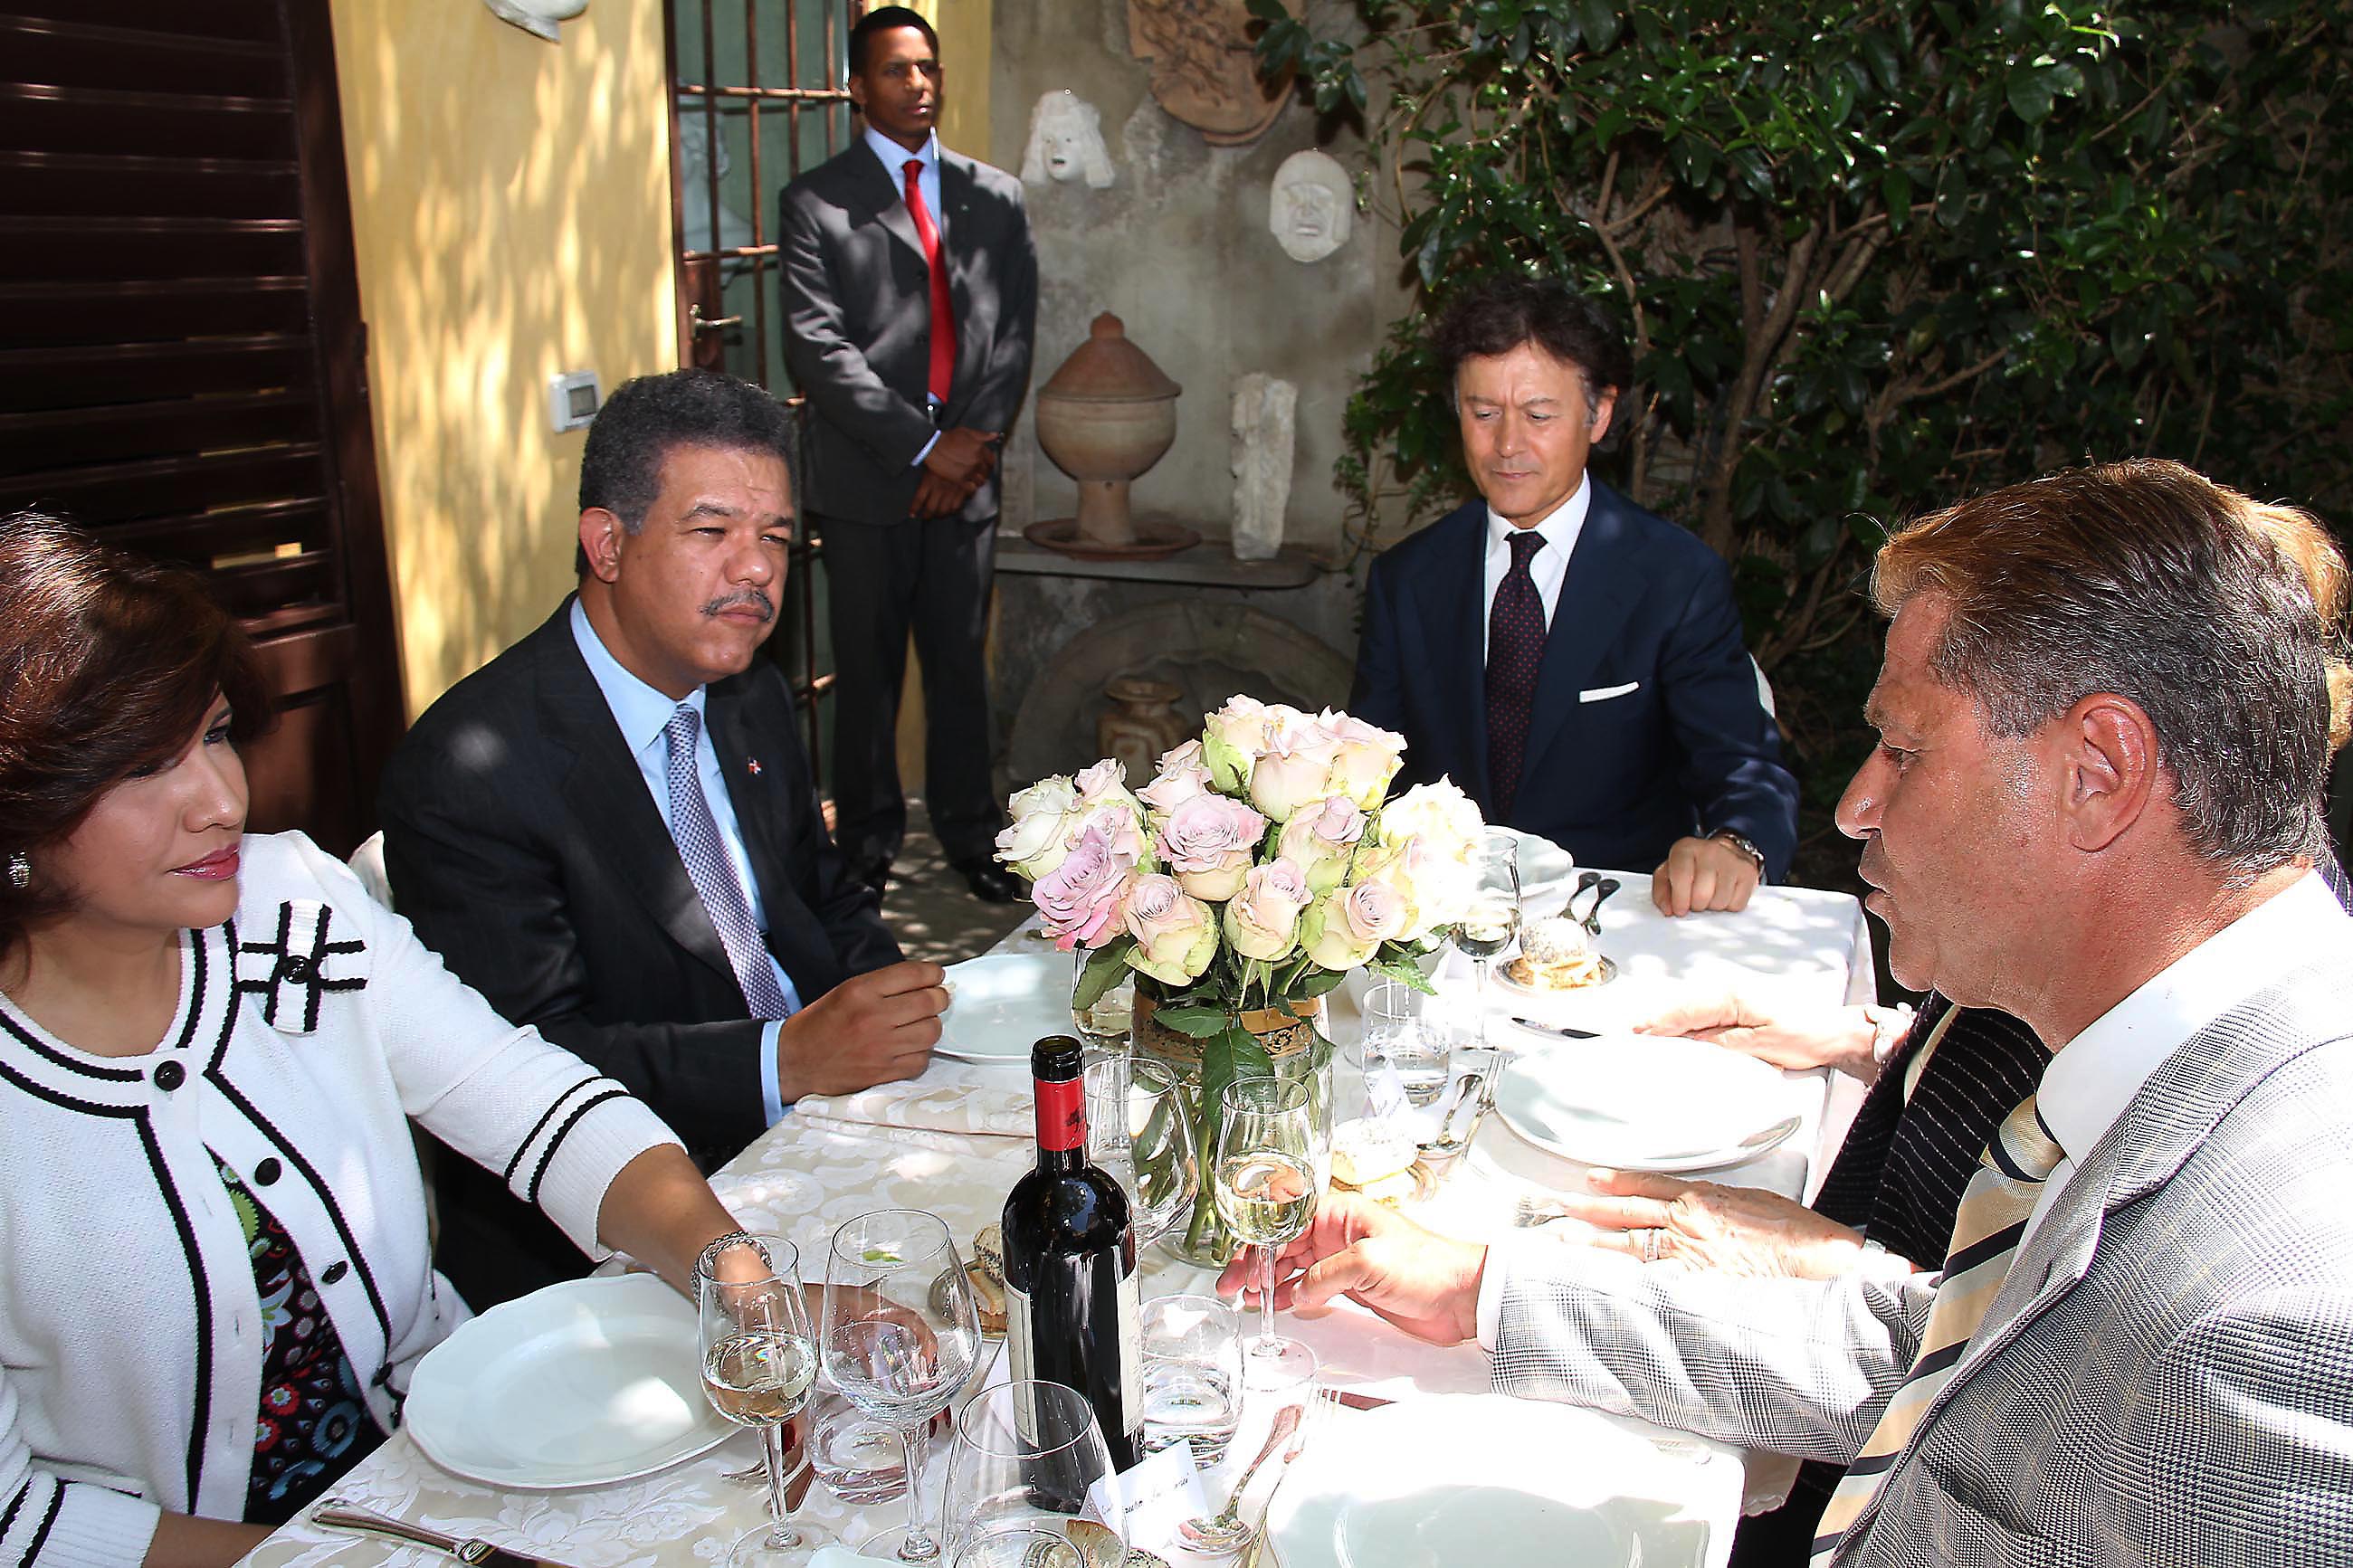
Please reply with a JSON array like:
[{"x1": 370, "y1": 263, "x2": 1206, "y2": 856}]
[{"x1": 1639, "y1": 1227, "x2": 1664, "y2": 1263}]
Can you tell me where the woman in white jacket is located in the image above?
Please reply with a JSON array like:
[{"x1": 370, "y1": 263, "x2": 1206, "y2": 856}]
[{"x1": 0, "y1": 517, "x2": 753, "y2": 1567}]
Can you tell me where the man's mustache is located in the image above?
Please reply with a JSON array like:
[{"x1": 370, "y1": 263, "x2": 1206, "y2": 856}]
[{"x1": 702, "y1": 590, "x2": 775, "y2": 621}]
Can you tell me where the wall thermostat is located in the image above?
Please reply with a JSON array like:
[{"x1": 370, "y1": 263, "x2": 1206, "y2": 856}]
[{"x1": 548, "y1": 370, "x2": 601, "y2": 432}]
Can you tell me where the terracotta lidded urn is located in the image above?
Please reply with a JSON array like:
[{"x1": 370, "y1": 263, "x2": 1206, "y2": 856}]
[{"x1": 1034, "y1": 312, "x2": 1182, "y2": 549}]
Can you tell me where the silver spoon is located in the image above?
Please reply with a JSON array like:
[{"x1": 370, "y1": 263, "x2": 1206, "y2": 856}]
[
  {"x1": 1558, "y1": 869, "x2": 1601, "y2": 917},
  {"x1": 1581, "y1": 877, "x2": 1623, "y2": 936},
  {"x1": 1180, "y1": 1402, "x2": 1304, "y2": 1551}
]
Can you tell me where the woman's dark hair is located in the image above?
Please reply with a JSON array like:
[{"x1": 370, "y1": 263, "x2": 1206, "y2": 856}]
[{"x1": 0, "y1": 513, "x2": 272, "y2": 947}]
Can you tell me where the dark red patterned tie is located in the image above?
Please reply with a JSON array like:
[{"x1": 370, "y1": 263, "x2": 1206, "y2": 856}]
[
  {"x1": 1486, "y1": 528, "x2": 1548, "y2": 822},
  {"x1": 903, "y1": 158, "x2": 956, "y2": 403}
]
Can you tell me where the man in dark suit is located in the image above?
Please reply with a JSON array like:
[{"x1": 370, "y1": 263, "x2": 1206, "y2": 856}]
[
  {"x1": 1351, "y1": 276, "x2": 1799, "y2": 915},
  {"x1": 379, "y1": 368, "x2": 948, "y2": 1307},
  {"x1": 779, "y1": 6, "x2": 1036, "y2": 905}
]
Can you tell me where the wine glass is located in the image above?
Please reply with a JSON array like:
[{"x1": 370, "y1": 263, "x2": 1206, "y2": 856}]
[
  {"x1": 1215, "y1": 1075, "x2": 1321, "y2": 1381},
  {"x1": 1455, "y1": 833, "x2": 1523, "y2": 1063},
  {"x1": 821, "y1": 1210, "x2": 983, "y2": 1564},
  {"x1": 1083, "y1": 1053, "x2": 1199, "y2": 1249},
  {"x1": 951, "y1": 1528, "x2": 1084, "y2": 1568},
  {"x1": 944, "y1": 1380, "x2": 1126, "y2": 1560},
  {"x1": 698, "y1": 1233, "x2": 832, "y2": 1568}
]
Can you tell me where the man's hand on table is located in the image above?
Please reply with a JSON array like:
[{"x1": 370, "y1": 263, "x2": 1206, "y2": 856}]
[
  {"x1": 1549, "y1": 1168, "x2": 1910, "y2": 1279},
  {"x1": 1216, "y1": 1192, "x2": 1487, "y2": 1346},
  {"x1": 777, "y1": 960, "x2": 947, "y2": 1099},
  {"x1": 1650, "y1": 834, "x2": 1762, "y2": 917},
  {"x1": 1632, "y1": 987, "x2": 1908, "y2": 1083}
]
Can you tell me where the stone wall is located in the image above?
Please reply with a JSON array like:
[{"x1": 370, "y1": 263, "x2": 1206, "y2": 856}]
[{"x1": 986, "y1": 4, "x2": 1386, "y2": 556}]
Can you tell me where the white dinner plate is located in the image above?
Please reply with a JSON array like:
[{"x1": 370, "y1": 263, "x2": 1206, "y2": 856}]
[
  {"x1": 938, "y1": 950, "x2": 1071, "y2": 1064},
  {"x1": 1267, "y1": 1396, "x2": 1722, "y2": 1568},
  {"x1": 403, "y1": 1275, "x2": 733, "y2": 1488},
  {"x1": 1491, "y1": 1032, "x2": 1801, "y2": 1173}
]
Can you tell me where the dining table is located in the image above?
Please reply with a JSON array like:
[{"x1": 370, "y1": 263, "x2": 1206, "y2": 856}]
[{"x1": 239, "y1": 852, "x2": 1873, "y2": 1568}]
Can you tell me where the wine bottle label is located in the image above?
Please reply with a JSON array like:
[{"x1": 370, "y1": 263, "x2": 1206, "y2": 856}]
[
  {"x1": 1004, "y1": 1278, "x2": 1039, "y2": 1443},
  {"x1": 1114, "y1": 1265, "x2": 1143, "y2": 1449},
  {"x1": 1034, "y1": 1074, "x2": 1084, "y2": 1153}
]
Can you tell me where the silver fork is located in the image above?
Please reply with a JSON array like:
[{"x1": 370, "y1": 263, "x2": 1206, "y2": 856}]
[{"x1": 1510, "y1": 1192, "x2": 1578, "y2": 1228}]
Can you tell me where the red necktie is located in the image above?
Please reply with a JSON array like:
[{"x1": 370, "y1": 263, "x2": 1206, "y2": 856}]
[
  {"x1": 1486, "y1": 528, "x2": 1548, "y2": 823},
  {"x1": 903, "y1": 158, "x2": 956, "y2": 404}
]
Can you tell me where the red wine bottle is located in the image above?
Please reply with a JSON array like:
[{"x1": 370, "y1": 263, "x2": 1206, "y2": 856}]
[{"x1": 1002, "y1": 1035, "x2": 1144, "y2": 1473}]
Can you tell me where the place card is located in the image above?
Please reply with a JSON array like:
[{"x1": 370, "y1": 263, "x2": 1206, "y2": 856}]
[{"x1": 1088, "y1": 1442, "x2": 1211, "y2": 1557}]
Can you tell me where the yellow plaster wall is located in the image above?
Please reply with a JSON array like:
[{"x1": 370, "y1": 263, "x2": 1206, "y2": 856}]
[
  {"x1": 917, "y1": 0, "x2": 993, "y2": 160},
  {"x1": 329, "y1": 0, "x2": 679, "y2": 717}
]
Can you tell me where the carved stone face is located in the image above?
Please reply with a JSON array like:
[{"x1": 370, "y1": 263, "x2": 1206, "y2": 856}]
[
  {"x1": 1023, "y1": 91, "x2": 1113, "y2": 188},
  {"x1": 1269, "y1": 150, "x2": 1352, "y2": 263}
]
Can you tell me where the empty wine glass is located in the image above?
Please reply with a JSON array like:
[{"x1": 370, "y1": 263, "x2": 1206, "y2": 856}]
[
  {"x1": 1083, "y1": 1053, "x2": 1199, "y2": 1249},
  {"x1": 1215, "y1": 1075, "x2": 1320, "y2": 1383},
  {"x1": 698, "y1": 1233, "x2": 832, "y2": 1567},
  {"x1": 822, "y1": 1210, "x2": 983, "y2": 1564},
  {"x1": 1455, "y1": 833, "x2": 1523, "y2": 1062},
  {"x1": 944, "y1": 1380, "x2": 1126, "y2": 1560}
]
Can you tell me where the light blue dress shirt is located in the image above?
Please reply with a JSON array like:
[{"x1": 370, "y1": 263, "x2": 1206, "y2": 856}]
[
  {"x1": 570, "y1": 599, "x2": 800, "y2": 1125},
  {"x1": 864, "y1": 124, "x2": 946, "y2": 470}
]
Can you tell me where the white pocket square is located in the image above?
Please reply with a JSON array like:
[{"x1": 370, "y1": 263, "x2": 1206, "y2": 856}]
[{"x1": 1579, "y1": 681, "x2": 1641, "y2": 703}]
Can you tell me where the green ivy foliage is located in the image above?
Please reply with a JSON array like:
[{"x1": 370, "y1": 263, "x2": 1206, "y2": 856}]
[{"x1": 1253, "y1": 0, "x2": 2349, "y2": 819}]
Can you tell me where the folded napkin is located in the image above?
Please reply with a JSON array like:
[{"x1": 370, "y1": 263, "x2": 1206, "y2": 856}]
[
  {"x1": 794, "y1": 1079, "x2": 1034, "y2": 1139},
  {"x1": 810, "y1": 1547, "x2": 901, "y2": 1568}
]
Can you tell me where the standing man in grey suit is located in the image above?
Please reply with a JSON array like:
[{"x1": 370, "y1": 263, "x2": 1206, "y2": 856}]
[
  {"x1": 1227, "y1": 461, "x2": 2353, "y2": 1564},
  {"x1": 380, "y1": 369, "x2": 948, "y2": 1308},
  {"x1": 780, "y1": 6, "x2": 1036, "y2": 904}
]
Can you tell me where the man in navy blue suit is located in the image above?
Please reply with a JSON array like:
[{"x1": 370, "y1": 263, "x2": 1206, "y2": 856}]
[{"x1": 1351, "y1": 276, "x2": 1799, "y2": 915}]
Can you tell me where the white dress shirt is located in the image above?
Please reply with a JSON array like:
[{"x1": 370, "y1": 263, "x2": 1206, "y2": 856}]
[
  {"x1": 569, "y1": 600, "x2": 800, "y2": 1124},
  {"x1": 2024, "y1": 867, "x2": 2349, "y2": 1247},
  {"x1": 1480, "y1": 474, "x2": 1592, "y2": 660},
  {"x1": 865, "y1": 124, "x2": 946, "y2": 470}
]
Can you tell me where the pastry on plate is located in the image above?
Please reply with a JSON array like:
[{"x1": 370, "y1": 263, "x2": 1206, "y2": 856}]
[{"x1": 1507, "y1": 915, "x2": 1610, "y2": 991}]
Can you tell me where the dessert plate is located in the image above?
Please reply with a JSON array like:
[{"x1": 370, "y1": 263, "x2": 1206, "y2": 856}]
[
  {"x1": 1495, "y1": 953, "x2": 1619, "y2": 997},
  {"x1": 1267, "y1": 1395, "x2": 1729, "y2": 1568},
  {"x1": 404, "y1": 1275, "x2": 732, "y2": 1488},
  {"x1": 1491, "y1": 1033, "x2": 1801, "y2": 1173},
  {"x1": 938, "y1": 951, "x2": 1072, "y2": 1064}
]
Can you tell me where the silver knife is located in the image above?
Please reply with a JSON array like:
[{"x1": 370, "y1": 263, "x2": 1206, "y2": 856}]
[
  {"x1": 311, "y1": 1499, "x2": 588, "y2": 1568},
  {"x1": 1509, "y1": 1016, "x2": 1601, "y2": 1040}
]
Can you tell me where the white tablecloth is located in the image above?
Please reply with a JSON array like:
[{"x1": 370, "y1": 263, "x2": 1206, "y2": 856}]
[{"x1": 242, "y1": 867, "x2": 1872, "y2": 1568}]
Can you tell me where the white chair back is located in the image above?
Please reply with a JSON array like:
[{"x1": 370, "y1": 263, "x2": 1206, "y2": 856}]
[{"x1": 348, "y1": 831, "x2": 393, "y2": 910}]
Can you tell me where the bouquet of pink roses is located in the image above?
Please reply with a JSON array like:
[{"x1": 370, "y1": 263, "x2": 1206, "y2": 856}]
[{"x1": 996, "y1": 696, "x2": 1486, "y2": 1249}]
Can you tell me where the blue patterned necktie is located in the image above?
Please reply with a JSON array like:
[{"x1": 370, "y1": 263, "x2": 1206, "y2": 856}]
[
  {"x1": 662, "y1": 705, "x2": 793, "y2": 1019},
  {"x1": 1486, "y1": 528, "x2": 1548, "y2": 822}
]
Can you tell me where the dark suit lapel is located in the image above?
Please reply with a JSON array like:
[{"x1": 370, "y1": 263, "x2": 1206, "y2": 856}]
[
  {"x1": 843, "y1": 143, "x2": 927, "y2": 265},
  {"x1": 1516, "y1": 482, "x2": 1644, "y2": 797},
  {"x1": 540, "y1": 603, "x2": 738, "y2": 986}
]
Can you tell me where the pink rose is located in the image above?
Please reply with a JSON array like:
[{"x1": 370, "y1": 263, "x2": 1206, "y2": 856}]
[
  {"x1": 1073, "y1": 757, "x2": 1142, "y2": 812},
  {"x1": 1121, "y1": 874, "x2": 1219, "y2": 985},
  {"x1": 1275, "y1": 794, "x2": 1368, "y2": 895},
  {"x1": 1299, "y1": 879, "x2": 1411, "y2": 970},
  {"x1": 1247, "y1": 711, "x2": 1339, "y2": 822},
  {"x1": 1138, "y1": 754, "x2": 1215, "y2": 813},
  {"x1": 1155, "y1": 794, "x2": 1268, "y2": 902},
  {"x1": 1223, "y1": 857, "x2": 1313, "y2": 961},
  {"x1": 1034, "y1": 813, "x2": 1141, "y2": 949}
]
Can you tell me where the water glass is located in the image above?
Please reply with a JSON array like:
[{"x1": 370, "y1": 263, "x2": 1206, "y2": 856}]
[
  {"x1": 1360, "y1": 979, "x2": 1450, "y2": 1107},
  {"x1": 1084, "y1": 1054, "x2": 1199, "y2": 1249},
  {"x1": 1138, "y1": 1294, "x2": 1243, "y2": 1468},
  {"x1": 944, "y1": 1381, "x2": 1127, "y2": 1559}
]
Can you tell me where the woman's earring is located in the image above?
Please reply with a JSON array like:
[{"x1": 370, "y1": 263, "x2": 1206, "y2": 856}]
[{"x1": 6, "y1": 852, "x2": 28, "y2": 890}]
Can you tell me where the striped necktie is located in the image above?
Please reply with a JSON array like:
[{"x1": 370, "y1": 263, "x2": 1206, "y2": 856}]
[{"x1": 1809, "y1": 1093, "x2": 2065, "y2": 1562}]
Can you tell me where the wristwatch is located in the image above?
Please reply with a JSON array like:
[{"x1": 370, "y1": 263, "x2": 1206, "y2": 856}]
[{"x1": 1710, "y1": 829, "x2": 1767, "y2": 878}]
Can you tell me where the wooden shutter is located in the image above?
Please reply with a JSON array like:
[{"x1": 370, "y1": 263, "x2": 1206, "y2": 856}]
[{"x1": 0, "y1": 0, "x2": 403, "y2": 855}]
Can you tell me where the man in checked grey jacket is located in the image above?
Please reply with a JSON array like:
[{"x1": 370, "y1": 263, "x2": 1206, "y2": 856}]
[{"x1": 1232, "y1": 461, "x2": 2353, "y2": 1564}]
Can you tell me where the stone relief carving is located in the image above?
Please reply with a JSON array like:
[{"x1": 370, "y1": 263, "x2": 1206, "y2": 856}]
[
  {"x1": 1230, "y1": 373, "x2": 1297, "y2": 562},
  {"x1": 1269, "y1": 149, "x2": 1352, "y2": 263},
  {"x1": 481, "y1": 0, "x2": 585, "y2": 43},
  {"x1": 1020, "y1": 90, "x2": 1117, "y2": 189},
  {"x1": 1127, "y1": 0, "x2": 1294, "y2": 147}
]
